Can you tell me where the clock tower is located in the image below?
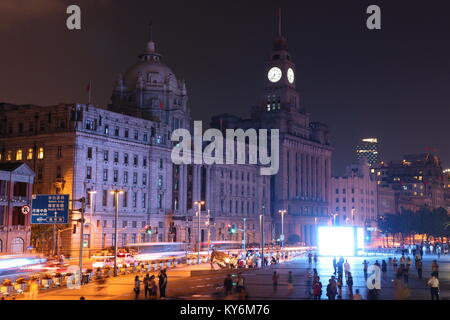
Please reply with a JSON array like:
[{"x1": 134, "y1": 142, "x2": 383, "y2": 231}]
[{"x1": 261, "y1": 9, "x2": 300, "y2": 114}]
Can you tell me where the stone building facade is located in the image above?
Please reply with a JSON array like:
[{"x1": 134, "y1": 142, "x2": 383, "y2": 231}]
[
  {"x1": 331, "y1": 159, "x2": 378, "y2": 227},
  {"x1": 210, "y1": 24, "x2": 333, "y2": 246},
  {"x1": 0, "y1": 162, "x2": 35, "y2": 253}
]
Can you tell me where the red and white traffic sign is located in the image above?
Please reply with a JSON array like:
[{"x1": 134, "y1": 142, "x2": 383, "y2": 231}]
[{"x1": 21, "y1": 205, "x2": 31, "y2": 215}]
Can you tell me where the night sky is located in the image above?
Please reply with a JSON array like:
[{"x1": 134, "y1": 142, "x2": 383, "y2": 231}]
[{"x1": 1, "y1": 0, "x2": 449, "y2": 175}]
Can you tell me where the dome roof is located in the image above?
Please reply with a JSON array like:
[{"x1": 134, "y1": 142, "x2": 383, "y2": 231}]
[{"x1": 123, "y1": 40, "x2": 178, "y2": 90}]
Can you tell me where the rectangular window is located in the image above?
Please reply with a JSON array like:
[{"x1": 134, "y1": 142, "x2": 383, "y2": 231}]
[
  {"x1": 56, "y1": 166, "x2": 62, "y2": 179},
  {"x1": 157, "y1": 194, "x2": 162, "y2": 209},
  {"x1": 143, "y1": 157, "x2": 147, "y2": 167},
  {"x1": 132, "y1": 192, "x2": 137, "y2": 208},
  {"x1": 157, "y1": 176, "x2": 163, "y2": 187},
  {"x1": 102, "y1": 190, "x2": 108, "y2": 206},
  {"x1": 124, "y1": 171, "x2": 128, "y2": 184},
  {"x1": 142, "y1": 193, "x2": 146, "y2": 208},
  {"x1": 25, "y1": 148, "x2": 33, "y2": 160},
  {"x1": 123, "y1": 191, "x2": 128, "y2": 207},
  {"x1": 37, "y1": 147, "x2": 44, "y2": 159},
  {"x1": 103, "y1": 150, "x2": 109, "y2": 161},
  {"x1": 133, "y1": 172, "x2": 138, "y2": 185},
  {"x1": 124, "y1": 153, "x2": 129, "y2": 164},
  {"x1": 87, "y1": 147, "x2": 93, "y2": 159},
  {"x1": 121, "y1": 233, "x2": 127, "y2": 246},
  {"x1": 102, "y1": 233, "x2": 106, "y2": 248},
  {"x1": 104, "y1": 125, "x2": 109, "y2": 135},
  {"x1": 159, "y1": 159, "x2": 163, "y2": 169},
  {"x1": 124, "y1": 129, "x2": 129, "y2": 138},
  {"x1": 132, "y1": 221, "x2": 137, "y2": 228},
  {"x1": 143, "y1": 174, "x2": 147, "y2": 185},
  {"x1": 133, "y1": 155, "x2": 138, "y2": 166},
  {"x1": 143, "y1": 133, "x2": 148, "y2": 142},
  {"x1": 87, "y1": 168, "x2": 92, "y2": 181},
  {"x1": 113, "y1": 169, "x2": 118, "y2": 183},
  {"x1": 57, "y1": 146, "x2": 62, "y2": 159},
  {"x1": 131, "y1": 234, "x2": 137, "y2": 244},
  {"x1": 134, "y1": 130, "x2": 139, "y2": 140},
  {"x1": 114, "y1": 152, "x2": 119, "y2": 163},
  {"x1": 114, "y1": 127, "x2": 119, "y2": 136},
  {"x1": 16, "y1": 149, "x2": 23, "y2": 161},
  {"x1": 103, "y1": 169, "x2": 108, "y2": 182}
]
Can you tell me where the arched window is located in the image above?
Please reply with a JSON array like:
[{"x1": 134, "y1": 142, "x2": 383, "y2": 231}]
[{"x1": 11, "y1": 237, "x2": 24, "y2": 253}]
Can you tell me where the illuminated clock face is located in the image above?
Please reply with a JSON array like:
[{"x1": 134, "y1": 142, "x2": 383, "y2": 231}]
[
  {"x1": 287, "y1": 68, "x2": 295, "y2": 83},
  {"x1": 267, "y1": 67, "x2": 282, "y2": 83}
]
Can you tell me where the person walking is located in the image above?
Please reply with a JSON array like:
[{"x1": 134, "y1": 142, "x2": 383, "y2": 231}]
[
  {"x1": 308, "y1": 252, "x2": 313, "y2": 265},
  {"x1": 363, "y1": 260, "x2": 369, "y2": 279},
  {"x1": 333, "y1": 257, "x2": 337, "y2": 275},
  {"x1": 381, "y1": 260, "x2": 387, "y2": 279},
  {"x1": 353, "y1": 289, "x2": 362, "y2": 300},
  {"x1": 272, "y1": 271, "x2": 279, "y2": 294},
  {"x1": 346, "y1": 272, "x2": 354, "y2": 298},
  {"x1": 416, "y1": 259, "x2": 423, "y2": 279},
  {"x1": 344, "y1": 260, "x2": 351, "y2": 279},
  {"x1": 158, "y1": 269, "x2": 168, "y2": 299},
  {"x1": 431, "y1": 260, "x2": 439, "y2": 278},
  {"x1": 336, "y1": 275, "x2": 343, "y2": 299},
  {"x1": 392, "y1": 257, "x2": 398, "y2": 272},
  {"x1": 224, "y1": 274, "x2": 233, "y2": 297},
  {"x1": 312, "y1": 277, "x2": 322, "y2": 300},
  {"x1": 427, "y1": 273, "x2": 440, "y2": 300},
  {"x1": 287, "y1": 271, "x2": 294, "y2": 295},
  {"x1": 326, "y1": 278, "x2": 337, "y2": 300},
  {"x1": 133, "y1": 276, "x2": 141, "y2": 300},
  {"x1": 313, "y1": 253, "x2": 318, "y2": 265},
  {"x1": 143, "y1": 273, "x2": 151, "y2": 299},
  {"x1": 149, "y1": 275, "x2": 157, "y2": 299},
  {"x1": 236, "y1": 273, "x2": 246, "y2": 299}
]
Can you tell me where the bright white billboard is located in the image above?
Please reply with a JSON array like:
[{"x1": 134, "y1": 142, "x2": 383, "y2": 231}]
[{"x1": 317, "y1": 226, "x2": 365, "y2": 256}]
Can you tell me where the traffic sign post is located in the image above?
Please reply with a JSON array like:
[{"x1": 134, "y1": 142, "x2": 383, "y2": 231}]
[
  {"x1": 31, "y1": 194, "x2": 69, "y2": 224},
  {"x1": 21, "y1": 205, "x2": 31, "y2": 215}
]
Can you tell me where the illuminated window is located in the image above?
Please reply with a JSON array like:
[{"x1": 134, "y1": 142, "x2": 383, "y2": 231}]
[
  {"x1": 377, "y1": 172, "x2": 381, "y2": 176},
  {"x1": 16, "y1": 149, "x2": 23, "y2": 161},
  {"x1": 6, "y1": 151, "x2": 12, "y2": 161},
  {"x1": 27, "y1": 148, "x2": 33, "y2": 160},
  {"x1": 38, "y1": 147, "x2": 44, "y2": 159}
]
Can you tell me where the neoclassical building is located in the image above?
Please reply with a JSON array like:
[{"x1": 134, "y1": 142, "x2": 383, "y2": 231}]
[
  {"x1": 211, "y1": 22, "x2": 333, "y2": 245},
  {"x1": 0, "y1": 29, "x2": 272, "y2": 255}
]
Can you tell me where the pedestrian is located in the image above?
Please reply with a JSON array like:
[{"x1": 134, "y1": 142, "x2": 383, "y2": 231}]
[
  {"x1": 346, "y1": 272, "x2": 354, "y2": 298},
  {"x1": 326, "y1": 278, "x2": 337, "y2": 300},
  {"x1": 272, "y1": 271, "x2": 279, "y2": 293},
  {"x1": 143, "y1": 273, "x2": 151, "y2": 299},
  {"x1": 308, "y1": 252, "x2": 313, "y2": 265},
  {"x1": 431, "y1": 260, "x2": 439, "y2": 278},
  {"x1": 392, "y1": 257, "x2": 398, "y2": 272},
  {"x1": 336, "y1": 275, "x2": 343, "y2": 299},
  {"x1": 313, "y1": 253, "x2": 318, "y2": 265},
  {"x1": 303, "y1": 269, "x2": 312, "y2": 298},
  {"x1": 427, "y1": 273, "x2": 440, "y2": 300},
  {"x1": 416, "y1": 259, "x2": 423, "y2": 279},
  {"x1": 344, "y1": 259, "x2": 351, "y2": 279},
  {"x1": 312, "y1": 277, "x2": 322, "y2": 300},
  {"x1": 333, "y1": 257, "x2": 337, "y2": 275},
  {"x1": 26, "y1": 278, "x2": 39, "y2": 300},
  {"x1": 236, "y1": 273, "x2": 246, "y2": 299},
  {"x1": 133, "y1": 276, "x2": 141, "y2": 300},
  {"x1": 150, "y1": 275, "x2": 157, "y2": 299},
  {"x1": 381, "y1": 260, "x2": 387, "y2": 279},
  {"x1": 363, "y1": 260, "x2": 368, "y2": 279},
  {"x1": 353, "y1": 289, "x2": 362, "y2": 300},
  {"x1": 287, "y1": 271, "x2": 294, "y2": 295},
  {"x1": 158, "y1": 269, "x2": 168, "y2": 299},
  {"x1": 224, "y1": 274, "x2": 233, "y2": 296}
]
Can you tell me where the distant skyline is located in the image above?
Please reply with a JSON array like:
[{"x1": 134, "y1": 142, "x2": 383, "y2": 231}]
[{"x1": 1, "y1": 0, "x2": 449, "y2": 175}]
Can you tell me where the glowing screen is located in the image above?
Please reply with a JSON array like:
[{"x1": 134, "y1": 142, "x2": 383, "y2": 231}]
[{"x1": 318, "y1": 227, "x2": 355, "y2": 256}]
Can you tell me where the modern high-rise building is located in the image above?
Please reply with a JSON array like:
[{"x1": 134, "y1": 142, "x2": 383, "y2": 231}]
[{"x1": 356, "y1": 138, "x2": 378, "y2": 166}]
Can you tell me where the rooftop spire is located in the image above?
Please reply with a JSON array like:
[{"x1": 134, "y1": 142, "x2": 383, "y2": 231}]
[{"x1": 277, "y1": 8, "x2": 282, "y2": 37}]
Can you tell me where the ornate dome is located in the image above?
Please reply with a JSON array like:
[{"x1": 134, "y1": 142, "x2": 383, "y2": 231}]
[{"x1": 123, "y1": 40, "x2": 178, "y2": 91}]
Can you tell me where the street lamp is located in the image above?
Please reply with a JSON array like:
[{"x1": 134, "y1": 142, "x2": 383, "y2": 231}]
[
  {"x1": 242, "y1": 218, "x2": 247, "y2": 251},
  {"x1": 194, "y1": 200, "x2": 205, "y2": 264},
  {"x1": 88, "y1": 190, "x2": 96, "y2": 254},
  {"x1": 333, "y1": 213, "x2": 338, "y2": 226},
  {"x1": 260, "y1": 204, "x2": 266, "y2": 268},
  {"x1": 278, "y1": 210, "x2": 286, "y2": 251},
  {"x1": 110, "y1": 189, "x2": 124, "y2": 277},
  {"x1": 351, "y1": 208, "x2": 356, "y2": 226}
]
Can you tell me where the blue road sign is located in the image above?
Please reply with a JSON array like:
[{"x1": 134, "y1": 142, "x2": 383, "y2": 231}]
[{"x1": 31, "y1": 194, "x2": 69, "y2": 224}]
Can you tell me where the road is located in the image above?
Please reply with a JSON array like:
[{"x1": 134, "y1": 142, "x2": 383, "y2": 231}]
[{"x1": 13, "y1": 254, "x2": 449, "y2": 300}]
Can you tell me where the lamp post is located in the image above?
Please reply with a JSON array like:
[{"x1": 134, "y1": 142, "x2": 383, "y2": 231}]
[
  {"x1": 278, "y1": 210, "x2": 286, "y2": 251},
  {"x1": 110, "y1": 189, "x2": 124, "y2": 277},
  {"x1": 243, "y1": 218, "x2": 246, "y2": 251},
  {"x1": 351, "y1": 208, "x2": 355, "y2": 226},
  {"x1": 260, "y1": 204, "x2": 266, "y2": 268},
  {"x1": 194, "y1": 200, "x2": 205, "y2": 264},
  {"x1": 333, "y1": 213, "x2": 338, "y2": 226},
  {"x1": 88, "y1": 190, "x2": 96, "y2": 255}
]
